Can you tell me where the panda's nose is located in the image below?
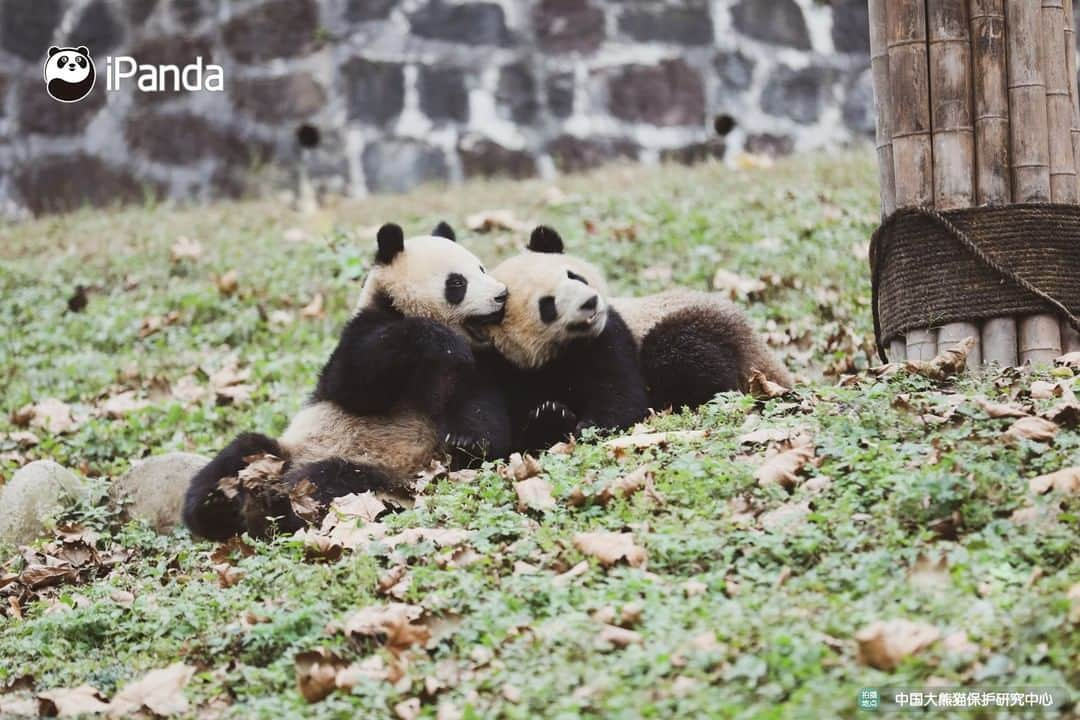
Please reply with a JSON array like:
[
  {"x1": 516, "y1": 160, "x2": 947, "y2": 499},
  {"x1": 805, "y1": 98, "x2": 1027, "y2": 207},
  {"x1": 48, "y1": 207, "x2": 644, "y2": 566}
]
[
  {"x1": 495, "y1": 289, "x2": 508, "y2": 305},
  {"x1": 580, "y1": 295, "x2": 598, "y2": 311}
]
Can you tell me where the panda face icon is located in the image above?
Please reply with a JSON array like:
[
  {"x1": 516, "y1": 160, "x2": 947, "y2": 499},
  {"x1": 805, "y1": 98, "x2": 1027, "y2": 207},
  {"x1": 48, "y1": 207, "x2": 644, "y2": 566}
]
[{"x1": 44, "y1": 46, "x2": 96, "y2": 103}]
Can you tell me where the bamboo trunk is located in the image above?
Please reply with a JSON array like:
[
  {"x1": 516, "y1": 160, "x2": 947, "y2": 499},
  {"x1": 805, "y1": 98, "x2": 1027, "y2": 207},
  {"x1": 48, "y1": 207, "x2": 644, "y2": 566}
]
[
  {"x1": 930, "y1": 0, "x2": 981, "y2": 367},
  {"x1": 1063, "y1": 0, "x2": 1080, "y2": 354},
  {"x1": 971, "y1": 0, "x2": 1018, "y2": 365},
  {"x1": 887, "y1": 0, "x2": 939, "y2": 361},
  {"x1": 889, "y1": 339, "x2": 908, "y2": 361},
  {"x1": 1043, "y1": 1, "x2": 1079, "y2": 201},
  {"x1": 1006, "y1": 0, "x2": 1062, "y2": 364}
]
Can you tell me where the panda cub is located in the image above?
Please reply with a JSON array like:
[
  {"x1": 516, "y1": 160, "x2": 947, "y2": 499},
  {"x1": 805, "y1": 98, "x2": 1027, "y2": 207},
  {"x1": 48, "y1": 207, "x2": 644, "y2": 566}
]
[
  {"x1": 183, "y1": 223, "x2": 510, "y2": 540},
  {"x1": 499, "y1": 227, "x2": 792, "y2": 414},
  {"x1": 482, "y1": 226, "x2": 650, "y2": 452}
]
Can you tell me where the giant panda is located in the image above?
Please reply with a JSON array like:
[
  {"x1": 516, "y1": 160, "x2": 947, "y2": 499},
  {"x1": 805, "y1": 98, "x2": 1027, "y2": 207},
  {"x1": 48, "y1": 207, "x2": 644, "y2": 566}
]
[
  {"x1": 480, "y1": 226, "x2": 651, "y2": 452},
  {"x1": 183, "y1": 223, "x2": 511, "y2": 540},
  {"x1": 44, "y1": 46, "x2": 96, "y2": 103},
  {"x1": 494, "y1": 226, "x2": 793, "y2": 418}
]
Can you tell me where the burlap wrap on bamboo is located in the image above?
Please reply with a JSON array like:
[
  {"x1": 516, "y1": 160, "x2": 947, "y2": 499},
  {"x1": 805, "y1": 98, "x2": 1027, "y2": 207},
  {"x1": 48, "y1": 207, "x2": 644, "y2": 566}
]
[{"x1": 870, "y1": 203, "x2": 1080, "y2": 361}]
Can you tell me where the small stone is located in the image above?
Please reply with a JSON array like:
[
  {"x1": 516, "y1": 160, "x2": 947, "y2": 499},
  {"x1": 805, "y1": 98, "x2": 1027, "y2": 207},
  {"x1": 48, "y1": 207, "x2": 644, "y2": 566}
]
[
  {"x1": 14, "y1": 154, "x2": 163, "y2": 216},
  {"x1": 231, "y1": 73, "x2": 327, "y2": 122},
  {"x1": 546, "y1": 135, "x2": 638, "y2": 173},
  {"x1": 409, "y1": 2, "x2": 511, "y2": 45},
  {"x1": 533, "y1": 0, "x2": 605, "y2": 53},
  {"x1": 363, "y1": 140, "x2": 448, "y2": 193},
  {"x1": 223, "y1": 0, "x2": 320, "y2": 63},
  {"x1": 831, "y1": 0, "x2": 871, "y2": 55},
  {"x1": 496, "y1": 63, "x2": 538, "y2": 124},
  {"x1": 618, "y1": 6, "x2": 713, "y2": 45},
  {"x1": 68, "y1": 0, "x2": 125, "y2": 55},
  {"x1": 343, "y1": 58, "x2": 405, "y2": 126},
  {"x1": 418, "y1": 66, "x2": 469, "y2": 123},
  {"x1": 661, "y1": 142, "x2": 725, "y2": 165},
  {"x1": 458, "y1": 138, "x2": 537, "y2": 179},
  {"x1": 346, "y1": 0, "x2": 397, "y2": 21},
  {"x1": 714, "y1": 50, "x2": 755, "y2": 94},
  {"x1": 112, "y1": 452, "x2": 210, "y2": 533},
  {"x1": 546, "y1": 73, "x2": 574, "y2": 117},
  {"x1": 605, "y1": 59, "x2": 704, "y2": 126},
  {"x1": 0, "y1": 461, "x2": 87, "y2": 546},
  {"x1": 1, "y1": 0, "x2": 63, "y2": 61},
  {"x1": 730, "y1": 0, "x2": 811, "y2": 50},
  {"x1": 761, "y1": 65, "x2": 836, "y2": 124}
]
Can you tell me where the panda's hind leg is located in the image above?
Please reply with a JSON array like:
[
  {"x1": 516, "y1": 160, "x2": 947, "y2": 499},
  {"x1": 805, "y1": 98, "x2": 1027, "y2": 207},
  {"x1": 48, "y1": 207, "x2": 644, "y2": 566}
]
[
  {"x1": 183, "y1": 432, "x2": 285, "y2": 540},
  {"x1": 639, "y1": 309, "x2": 742, "y2": 412},
  {"x1": 270, "y1": 459, "x2": 402, "y2": 533}
]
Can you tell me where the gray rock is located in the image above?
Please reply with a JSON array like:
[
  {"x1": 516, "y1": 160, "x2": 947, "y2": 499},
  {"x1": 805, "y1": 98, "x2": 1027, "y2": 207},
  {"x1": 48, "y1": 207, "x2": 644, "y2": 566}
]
[
  {"x1": 346, "y1": 0, "x2": 397, "y2": 22},
  {"x1": 533, "y1": 0, "x2": 605, "y2": 53},
  {"x1": 418, "y1": 66, "x2": 469, "y2": 123},
  {"x1": 546, "y1": 73, "x2": 574, "y2": 118},
  {"x1": 831, "y1": 0, "x2": 871, "y2": 55},
  {"x1": 0, "y1": 461, "x2": 87, "y2": 547},
  {"x1": 0, "y1": 0, "x2": 63, "y2": 62},
  {"x1": 343, "y1": 58, "x2": 405, "y2": 126},
  {"x1": 496, "y1": 63, "x2": 538, "y2": 124},
  {"x1": 363, "y1": 140, "x2": 448, "y2": 193},
  {"x1": 232, "y1": 73, "x2": 327, "y2": 123},
  {"x1": 618, "y1": 6, "x2": 713, "y2": 46},
  {"x1": 112, "y1": 452, "x2": 209, "y2": 533},
  {"x1": 223, "y1": 0, "x2": 319, "y2": 63},
  {"x1": 458, "y1": 138, "x2": 537, "y2": 179},
  {"x1": 126, "y1": 111, "x2": 271, "y2": 167},
  {"x1": 715, "y1": 50, "x2": 755, "y2": 95},
  {"x1": 730, "y1": 0, "x2": 811, "y2": 50},
  {"x1": 409, "y1": 2, "x2": 512, "y2": 46},
  {"x1": 68, "y1": 0, "x2": 124, "y2": 55},
  {"x1": 761, "y1": 64, "x2": 836, "y2": 125},
  {"x1": 605, "y1": 59, "x2": 705, "y2": 127}
]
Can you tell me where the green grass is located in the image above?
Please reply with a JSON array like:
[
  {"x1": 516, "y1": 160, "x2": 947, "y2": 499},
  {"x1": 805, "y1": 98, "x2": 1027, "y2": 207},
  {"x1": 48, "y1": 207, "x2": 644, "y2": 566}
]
[{"x1": 1, "y1": 152, "x2": 1077, "y2": 719}]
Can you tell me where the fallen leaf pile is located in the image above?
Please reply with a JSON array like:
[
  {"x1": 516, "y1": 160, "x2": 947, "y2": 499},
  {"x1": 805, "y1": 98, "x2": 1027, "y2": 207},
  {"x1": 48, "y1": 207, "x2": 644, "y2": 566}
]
[
  {"x1": 855, "y1": 619, "x2": 940, "y2": 670},
  {"x1": 30, "y1": 663, "x2": 196, "y2": 718}
]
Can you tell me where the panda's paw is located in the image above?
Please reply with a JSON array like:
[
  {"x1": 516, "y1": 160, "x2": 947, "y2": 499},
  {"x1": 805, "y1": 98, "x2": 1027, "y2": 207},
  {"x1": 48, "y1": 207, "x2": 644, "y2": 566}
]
[
  {"x1": 527, "y1": 401, "x2": 578, "y2": 437},
  {"x1": 443, "y1": 432, "x2": 491, "y2": 465}
]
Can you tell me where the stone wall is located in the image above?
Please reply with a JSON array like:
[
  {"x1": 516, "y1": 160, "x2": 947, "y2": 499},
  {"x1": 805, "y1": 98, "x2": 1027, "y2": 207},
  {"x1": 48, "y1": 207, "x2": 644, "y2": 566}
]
[{"x1": 0, "y1": 0, "x2": 875, "y2": 217}]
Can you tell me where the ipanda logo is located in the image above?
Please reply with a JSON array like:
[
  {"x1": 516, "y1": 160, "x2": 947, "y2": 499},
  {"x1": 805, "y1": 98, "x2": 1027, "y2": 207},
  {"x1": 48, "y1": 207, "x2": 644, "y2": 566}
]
[{"x1": 44, "y1": 46, "x2": 223, "y2": 103}]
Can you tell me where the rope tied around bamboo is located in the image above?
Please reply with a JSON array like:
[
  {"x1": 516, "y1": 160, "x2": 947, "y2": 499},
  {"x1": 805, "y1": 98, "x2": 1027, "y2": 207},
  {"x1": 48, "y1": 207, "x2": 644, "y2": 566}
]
[{"x1": 869, "y1": 203, "x2": 1080, "y2": 362}]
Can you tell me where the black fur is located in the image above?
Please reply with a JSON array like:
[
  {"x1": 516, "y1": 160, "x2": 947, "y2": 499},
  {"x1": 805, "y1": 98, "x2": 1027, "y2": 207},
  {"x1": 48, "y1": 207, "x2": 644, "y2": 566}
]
[
  {"x1": 183, "y1": 432, "x2": 284, "y2": 541},
  {"x1": 528, "y1": 226, "x2": 564, "y2": 254},
  {"x1": 639, "y1": 308, "x2": 742, "y2": 410},
  {"x1": 376, "y1": 223, "x2": 405, "y2": 264},
  {"x1": 432, "y1": 221, "x2": 456, "y2": 241},
  {"x1": 482, "y1": 309, "x2": 649, "y2": 452}
]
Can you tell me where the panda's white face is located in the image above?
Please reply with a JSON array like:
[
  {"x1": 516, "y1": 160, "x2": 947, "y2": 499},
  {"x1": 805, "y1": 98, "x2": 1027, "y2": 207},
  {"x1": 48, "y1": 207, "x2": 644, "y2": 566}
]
[
  {"x1": 489, "y1": 250, "x2": 608, "y2": 369},
  {"x1": 359, "y1": 232, "x2": 508, "y2": 345},
  {"x1": 45, "y1": 48, "x2": 92, "y2": 84}
]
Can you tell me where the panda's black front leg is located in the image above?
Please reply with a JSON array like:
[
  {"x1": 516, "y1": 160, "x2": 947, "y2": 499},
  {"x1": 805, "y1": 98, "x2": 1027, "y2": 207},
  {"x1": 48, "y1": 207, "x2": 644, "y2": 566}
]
[
  {"x1": 519, "y1": 400, "x2": 578, "y2": 452},
  {"x1": 438, "y1": 371, "x2": 511, "y2": 468}
]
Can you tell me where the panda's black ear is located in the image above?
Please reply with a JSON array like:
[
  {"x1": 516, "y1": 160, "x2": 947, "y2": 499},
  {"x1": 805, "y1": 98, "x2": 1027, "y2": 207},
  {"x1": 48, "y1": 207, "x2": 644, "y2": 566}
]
[
  {"x1": 75, "y1": 46, "x2": 90, "y2": 56},
  {"x1": 375, "y1": 223, "x2": 405, "y2": 264},
  {"x1": 431, "y1": 221, "x2": 456, "y2": 242},
  {"x1": 528, "y1": 226, "x2": 564, "y2": 254},
  {"x1": 48, "y1": 46, "x2": 60, "y2": 57}
]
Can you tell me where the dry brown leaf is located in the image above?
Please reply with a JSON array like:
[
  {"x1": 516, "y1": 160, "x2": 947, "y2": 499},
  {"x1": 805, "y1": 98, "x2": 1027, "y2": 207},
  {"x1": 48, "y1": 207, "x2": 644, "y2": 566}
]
[
  {"x1": 603, "y1": 430, "x2": 706, "y2": 457},
  {"x1": 289, "y1": 478, "x2": 324, "y2": 525},
  {"x1": 169, "y1": 236, "x2": 203, "y2": 262},
  {"x1": 904, "y1": 337, "x2": 975, "y2": 381},
  {"x1": 908, "y1": 553, "x2": 949, "y2": 589},
  {"x1": 1004, "y1": 416, "x2": 1059, "y2": 443},
  {"x1": 738, "y1": 427, "x2": 799, "y2": 445},
  {"x1": 597, "y1": 623, "x2": 642, "y2": 648},
  {"x1": 294, "y1": 648, "x2": 348, "y2": 703},
  {"x1": 759, "y1": 501, "x2": 811, "y2": 533},
  {"x1": 515, "y1": 476, "x2": 556, "y2": 512},
  {"x1": 574, "y1": 531, "x2": 646, "y2": 567},
  {"x1": 107, "y1": 663, "x2": 195, "y2": 718},
  {"x1": 38, "y1": 684, "x2": 110, "y2": 717},
  {"x1": 1043, "y1": 400, "x2": 1080, "y2": 427},
  {"x1": 209, "y1": 359, "x2": 254, "y2": 405},
  {"x1": 595, "y1": 466, "x2": 661, "y2": 506},
  {"x1": 332, "y1": 492, "x2": 387, "y2": 523},
  {"x1": 684, "y1": 579, "x2": 708, "y2": 597},
  {"x1": 394, "y1": 698, "x2": 422, "y2": 720},
  {"x1": 16, "y1": 398, "x2": 77, "y2": 434},
  {"x1": 170, "y1": 375, "x2": 206, "y2": 405},
  {"x1": 20, "y1": 564, "x2": 78, "y2": 590},
  {"x1": 855, "y1": 619, "x2": 940, "y2": 670},
  {"x1": 501, "y1": 452, "x2": 542, "y2": 482},
  {"x1": 340, "y1": 603, "x2": 429, "y2": 651},
  {"x1": 1028, "y1": 467, "x2": 1080, "y2": 495},
  {"x1": 552, "y1": 560, "x2": 589, "y2": 586},
  {"x1": 942, "y1": 631, "x2": 979, "y2": 657},
  {"x1": 100, "y1": 391, "x2": 150, "y2": 419},
  {"x1": 711, "y1": 268, "x2": 765, "y2": 299},
  {"x1": 976, "y1": 397, "x2": 1029, "y2": 419},
  {"x1": 748, "y1": 370, "x2": 789, "y2": 399},
  {"x1": 216, "y1": 270, "x2": 239, "y2": 296},
  {"x1": 465, "y1": 209, "x2": 531, "y2": 233},
  {"x1": 213, "y1": 563, "x2": 245, "y2": 588},
  {"x1": 110, "y1": 590, "x2": 135, "y2": 607},
  {"x1": 1055, "y1": 351, "x2": 1080, "y2": 368},
  {"x1": 754, "y1": 443, "x2": 815, "y2": 490},
  {"x1": 301, "y1": 293, "x2": 325, "y2": 319},
  {"x1": 1030, "y1": 380, "x2": 1062, "y2": 400},
  {"x1": 8, "y1": 430, "x2": 40, "y2": 448},
  {"x1": 377, "y1": 565, "x2": 411, "y2": 599}
]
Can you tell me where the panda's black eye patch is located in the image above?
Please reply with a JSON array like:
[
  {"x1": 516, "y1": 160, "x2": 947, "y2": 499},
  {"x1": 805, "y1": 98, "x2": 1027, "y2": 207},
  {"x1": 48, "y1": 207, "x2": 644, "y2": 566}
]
[
  {"x1": 445, "y1": 273, "x2": 467, "y2": 305},
  {"x1": 566, "y1": 270, "x2": 588, "y2": 285},
  {"x1": 539, "y1": 296, "x2": 557, "y2": 323},
  {"x1": 77, "y1": 57, "x2": 86, "y2": 67},
  {"x1": 58, "y1": 55, "x2": 68, "y2": 66}
]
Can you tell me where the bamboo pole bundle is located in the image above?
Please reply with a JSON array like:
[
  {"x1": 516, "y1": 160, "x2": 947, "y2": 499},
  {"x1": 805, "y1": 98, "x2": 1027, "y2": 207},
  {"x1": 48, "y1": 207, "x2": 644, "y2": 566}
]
[
  {"x1": 929, "y1": 0, "x2": 981, "y2": 367},
  {"x1": 886, "y1": 0, "x2": 939, "y2": 361},
  {"x1": 1007, "y1": 1, "x2": 1062, "y2": 364},
  {"x1": 870, "y1": 0, "x2": 908, "y2": 362},
  {"x1": 1064, "y1": 0, "x2": 1080, "y2": 354},
  {"x1": 971, "y1": 0, "x2": 1018, "y2": 366}
]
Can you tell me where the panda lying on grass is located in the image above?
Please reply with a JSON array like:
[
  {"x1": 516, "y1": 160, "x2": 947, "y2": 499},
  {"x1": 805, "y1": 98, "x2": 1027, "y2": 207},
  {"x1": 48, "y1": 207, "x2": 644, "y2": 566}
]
[
  {"x1": 183, "y1": 223, "x2": 510, "y2": 540},
  {"x1": 482, "y1": 225, "x2": 793, "y2": 450}
]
